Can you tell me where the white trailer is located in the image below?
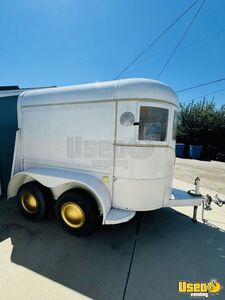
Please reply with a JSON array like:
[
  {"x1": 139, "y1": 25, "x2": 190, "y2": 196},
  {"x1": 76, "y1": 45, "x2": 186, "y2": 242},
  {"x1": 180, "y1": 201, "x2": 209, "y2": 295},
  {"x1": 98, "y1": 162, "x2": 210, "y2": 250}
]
[{"x1": 8, "y1": 78, "x2": 205, "y2": 235}]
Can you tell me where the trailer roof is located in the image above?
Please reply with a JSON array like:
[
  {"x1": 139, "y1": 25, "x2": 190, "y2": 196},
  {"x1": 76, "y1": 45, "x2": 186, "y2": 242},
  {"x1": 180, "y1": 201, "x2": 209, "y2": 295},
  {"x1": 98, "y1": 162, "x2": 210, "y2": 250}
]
[{"x1": 19, "y1": 78, "x2": 178, "y2": 107}]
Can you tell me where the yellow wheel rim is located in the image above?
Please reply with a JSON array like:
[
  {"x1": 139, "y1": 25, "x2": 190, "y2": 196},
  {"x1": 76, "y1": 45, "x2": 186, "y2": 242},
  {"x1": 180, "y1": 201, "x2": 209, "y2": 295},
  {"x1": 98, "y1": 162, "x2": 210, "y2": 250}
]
[
  {"x1": 61, "y1": 202, "x2": 85, "y2": 228},
  {"x1": 21, "y1": 193, "x2": 38, "y2": 214}
]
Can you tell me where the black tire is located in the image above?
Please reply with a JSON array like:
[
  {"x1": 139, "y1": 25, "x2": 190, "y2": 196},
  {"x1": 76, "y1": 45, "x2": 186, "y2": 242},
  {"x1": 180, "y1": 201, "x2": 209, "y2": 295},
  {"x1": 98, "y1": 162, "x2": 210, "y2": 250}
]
[
  {"x1": 55, "y1": 190, "x2": 98, "y2": 236},
  {"x1": 17, "y1": 182, "x2": 47, "y2": 222}
]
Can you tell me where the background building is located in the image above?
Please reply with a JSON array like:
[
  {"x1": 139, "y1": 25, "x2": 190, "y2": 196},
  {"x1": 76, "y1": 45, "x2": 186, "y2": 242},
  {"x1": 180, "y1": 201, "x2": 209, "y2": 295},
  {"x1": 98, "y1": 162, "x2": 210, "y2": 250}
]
[
  {"x1": 0, "y1": 86, "x2": 25, "y2": 196},
  {"x1": 0, "y1": 85, "x2": 53, "y2": 196}
]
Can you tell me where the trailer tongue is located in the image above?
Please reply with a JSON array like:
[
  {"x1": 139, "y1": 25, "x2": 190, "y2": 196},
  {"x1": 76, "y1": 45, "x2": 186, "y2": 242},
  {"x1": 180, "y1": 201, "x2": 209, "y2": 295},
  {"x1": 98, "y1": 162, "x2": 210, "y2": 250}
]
[
  {"x1": 169, "y1": 187, "x2": 203, "y2": 207},
  {"x1": 168, "y1": 177, "x2": 225, "y2": 223}
]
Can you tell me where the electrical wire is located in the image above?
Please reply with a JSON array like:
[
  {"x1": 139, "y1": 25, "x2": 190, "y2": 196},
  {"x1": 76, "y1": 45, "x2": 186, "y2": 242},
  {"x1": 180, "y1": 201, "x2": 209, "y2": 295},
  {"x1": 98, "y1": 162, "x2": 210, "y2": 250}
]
[
  {"x1": 113, "y1": 0, "x2": 201, "y2": 80},
  {"x1": 156, "y1": 0, "x2": 206, "y2": 79},
  {"x1": 182, "y1": 87, "x2": 225, "y2": 103},
  {"x1": 176, "y1": 77, "x2": 225, "y2": 93},
  {"x1": 125, "y1": 27, "x2": 225, "y2": 75}
]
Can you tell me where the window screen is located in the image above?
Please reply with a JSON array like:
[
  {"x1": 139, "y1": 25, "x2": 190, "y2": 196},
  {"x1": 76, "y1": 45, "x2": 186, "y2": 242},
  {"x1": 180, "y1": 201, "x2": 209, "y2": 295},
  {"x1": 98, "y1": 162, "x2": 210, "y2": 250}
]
[
  {"x1": 172, "y1": 111, "x2": 178, "y2": 140},
  {"x1": 138, "y1": 106, "x2": 169, "y2": 141}
]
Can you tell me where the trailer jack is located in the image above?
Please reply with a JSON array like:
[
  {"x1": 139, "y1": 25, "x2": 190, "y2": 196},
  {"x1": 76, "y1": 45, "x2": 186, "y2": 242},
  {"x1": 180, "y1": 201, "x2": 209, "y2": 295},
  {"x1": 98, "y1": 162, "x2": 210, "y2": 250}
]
[{"x1": 188, "y1": 177, "x2": 203, "y2": 223}]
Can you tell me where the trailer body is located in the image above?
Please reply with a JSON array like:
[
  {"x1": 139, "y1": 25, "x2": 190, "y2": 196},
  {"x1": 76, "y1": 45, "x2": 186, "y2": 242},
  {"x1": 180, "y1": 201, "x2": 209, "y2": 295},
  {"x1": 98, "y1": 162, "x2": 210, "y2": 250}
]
[{"x1": 8, "y1": 78, "x2": 202, "y2": 228}]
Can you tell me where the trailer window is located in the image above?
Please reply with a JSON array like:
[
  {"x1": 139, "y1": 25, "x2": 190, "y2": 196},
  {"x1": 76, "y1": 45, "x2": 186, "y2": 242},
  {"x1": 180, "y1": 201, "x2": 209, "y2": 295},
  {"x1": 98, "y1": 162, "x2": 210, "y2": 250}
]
[
  {"x1": 138, "y1": 106, "x2": 168, "y2": 141},
  {"x1": 172, "y1": 111, "x2": 178, "y2": 140}
]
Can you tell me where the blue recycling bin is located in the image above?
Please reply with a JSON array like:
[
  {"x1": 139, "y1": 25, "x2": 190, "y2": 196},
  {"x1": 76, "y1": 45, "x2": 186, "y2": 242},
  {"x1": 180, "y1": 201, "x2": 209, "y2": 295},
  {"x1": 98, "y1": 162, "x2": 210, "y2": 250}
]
[
  {"x1": 176, "y1": 143, "x2": 185, "y2": 158},
  {"x1": 189, "y1": 145, "x2": 203, "y2": 159}
]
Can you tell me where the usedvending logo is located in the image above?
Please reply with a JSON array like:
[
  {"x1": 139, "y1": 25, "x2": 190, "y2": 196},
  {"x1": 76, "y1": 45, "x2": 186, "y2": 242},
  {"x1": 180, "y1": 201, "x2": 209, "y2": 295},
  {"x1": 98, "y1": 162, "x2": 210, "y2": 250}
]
[{"x1": 178, "y1": 279, "x2": 222, "y2": 297}]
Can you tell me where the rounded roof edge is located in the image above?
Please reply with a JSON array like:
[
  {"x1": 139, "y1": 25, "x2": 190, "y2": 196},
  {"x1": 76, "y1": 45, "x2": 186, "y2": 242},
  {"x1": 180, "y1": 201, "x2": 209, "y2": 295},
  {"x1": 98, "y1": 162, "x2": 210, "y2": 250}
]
[
  {"x1": 20, "y1": 78, "x2": 179, "y2": 107},
  {"x1": 117, "y1": 78, "x2": 178, "y2": 106}
]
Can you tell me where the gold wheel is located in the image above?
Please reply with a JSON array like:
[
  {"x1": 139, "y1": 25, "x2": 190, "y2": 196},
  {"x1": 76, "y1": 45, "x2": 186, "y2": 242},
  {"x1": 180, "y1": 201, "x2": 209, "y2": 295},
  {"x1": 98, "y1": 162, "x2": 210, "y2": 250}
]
[
  {"x1": 21, "y1": 193, "x2": 38, "y2": 214},
  {"x1": 61, "y1": 202, "x2": 85, "y2": 228}
]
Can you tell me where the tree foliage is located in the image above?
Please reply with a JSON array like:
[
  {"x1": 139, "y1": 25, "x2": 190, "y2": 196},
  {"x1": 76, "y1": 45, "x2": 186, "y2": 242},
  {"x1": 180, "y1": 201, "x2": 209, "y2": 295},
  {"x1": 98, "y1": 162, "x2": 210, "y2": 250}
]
[{"x1": 177, "y1": 99, "x2": 225, "y2": 151}]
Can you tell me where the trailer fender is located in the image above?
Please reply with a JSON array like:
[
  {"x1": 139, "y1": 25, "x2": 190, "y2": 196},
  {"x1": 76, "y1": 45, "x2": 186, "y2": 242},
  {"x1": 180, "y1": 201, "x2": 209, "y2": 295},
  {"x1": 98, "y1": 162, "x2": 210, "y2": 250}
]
[{"x1": 8, "y1": 168, "x2": 111, "y2": 223}]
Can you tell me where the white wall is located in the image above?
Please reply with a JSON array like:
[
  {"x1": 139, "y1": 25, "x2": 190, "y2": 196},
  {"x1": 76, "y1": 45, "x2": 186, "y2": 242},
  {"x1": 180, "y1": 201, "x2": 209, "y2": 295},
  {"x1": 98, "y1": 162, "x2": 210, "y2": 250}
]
[{"x1": 21, "y1": 102, "x2": 115, "y2": 192}]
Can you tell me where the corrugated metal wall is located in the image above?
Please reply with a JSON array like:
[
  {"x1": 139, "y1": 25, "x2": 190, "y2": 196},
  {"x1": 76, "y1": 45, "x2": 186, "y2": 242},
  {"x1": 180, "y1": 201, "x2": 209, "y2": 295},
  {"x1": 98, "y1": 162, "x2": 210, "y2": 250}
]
[{"x1": 0, "y1": 95, "x2": 18, "y2": 195}]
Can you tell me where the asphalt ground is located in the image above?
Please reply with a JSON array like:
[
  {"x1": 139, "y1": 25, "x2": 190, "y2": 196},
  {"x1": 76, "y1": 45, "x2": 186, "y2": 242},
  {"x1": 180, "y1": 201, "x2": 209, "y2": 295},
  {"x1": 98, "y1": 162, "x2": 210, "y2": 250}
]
[{"x1": 1, "y1": 176, "x2": 225, "y2": 300}]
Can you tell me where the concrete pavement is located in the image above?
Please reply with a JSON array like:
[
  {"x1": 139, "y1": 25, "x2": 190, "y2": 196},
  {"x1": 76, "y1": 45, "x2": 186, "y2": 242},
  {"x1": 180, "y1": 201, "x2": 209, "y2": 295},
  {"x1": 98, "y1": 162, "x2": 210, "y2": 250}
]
[{"x1": 0, "y1": 179, "x2": 225, "y2": 300}]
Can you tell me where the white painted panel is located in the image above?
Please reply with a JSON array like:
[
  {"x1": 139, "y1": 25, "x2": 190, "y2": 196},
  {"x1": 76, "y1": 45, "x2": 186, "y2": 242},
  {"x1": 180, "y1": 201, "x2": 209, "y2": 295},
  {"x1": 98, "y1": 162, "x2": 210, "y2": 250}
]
[
  {"x1": 22, "y1": 103, "x2": 115, "y2": 173},
  {"x1": 113, "y1": 177, "x2": 165, "y2": 210},
  {"x1": 163, "y1": 175, "x2": 173, "y2": 206},
  {"x1": 116, "y1": 101, "x2": 137, "y2": 144},
  {"x1": 114, "y1": 146, "x2": 174, "y2": 179}
]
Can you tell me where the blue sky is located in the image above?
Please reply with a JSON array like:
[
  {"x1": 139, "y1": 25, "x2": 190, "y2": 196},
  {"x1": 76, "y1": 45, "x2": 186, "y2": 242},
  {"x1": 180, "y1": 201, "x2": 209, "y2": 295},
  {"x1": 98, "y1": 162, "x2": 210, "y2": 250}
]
[{"x1": 0, "y1": 0, "x2": 225, "y2": 106}]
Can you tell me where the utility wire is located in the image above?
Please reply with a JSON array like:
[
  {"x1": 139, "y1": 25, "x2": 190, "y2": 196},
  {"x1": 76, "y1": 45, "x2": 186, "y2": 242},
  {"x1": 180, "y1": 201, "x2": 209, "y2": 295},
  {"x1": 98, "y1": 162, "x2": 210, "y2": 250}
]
[
  {"x1": 113, "y1": 0, "x2": 201, "y2": 80},
  {"x1": 182, "y1": 87, "x2": 225, "y2": 104},
  {"x1": 176, "y1": 77, "x2": 225, "y2": 93},
  {"x1": 156, "y1": 0, "x2": 206, "y2": 79},
  {"x1": 126, "y1": 26, "x2": 225, "y2": 75}
]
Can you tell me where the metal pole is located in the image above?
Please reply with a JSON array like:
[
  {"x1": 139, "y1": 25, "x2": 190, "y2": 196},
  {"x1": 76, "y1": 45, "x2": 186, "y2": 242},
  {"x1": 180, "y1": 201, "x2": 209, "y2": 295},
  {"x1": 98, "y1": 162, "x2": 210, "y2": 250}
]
[{"x1": 192, "y1": 206, "x2": 198, "y2": 223}]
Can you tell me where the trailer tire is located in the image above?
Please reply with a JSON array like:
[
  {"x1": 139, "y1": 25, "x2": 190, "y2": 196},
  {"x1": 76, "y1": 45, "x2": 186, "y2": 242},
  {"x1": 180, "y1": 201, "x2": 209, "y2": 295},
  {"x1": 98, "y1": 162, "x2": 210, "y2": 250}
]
[
  {"x1": 17, "y1": 182, "x2": 47, "y2": 222},
  {"x1": 55, "y1": 190, "x2": 98, "y2": 236}
]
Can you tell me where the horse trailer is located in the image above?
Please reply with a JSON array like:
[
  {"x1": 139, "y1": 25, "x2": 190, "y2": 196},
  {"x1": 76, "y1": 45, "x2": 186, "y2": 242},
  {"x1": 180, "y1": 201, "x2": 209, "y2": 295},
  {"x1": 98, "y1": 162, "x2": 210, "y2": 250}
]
[{"x1": 7, "y1": 78, "x2": 204, "y2": 235}]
